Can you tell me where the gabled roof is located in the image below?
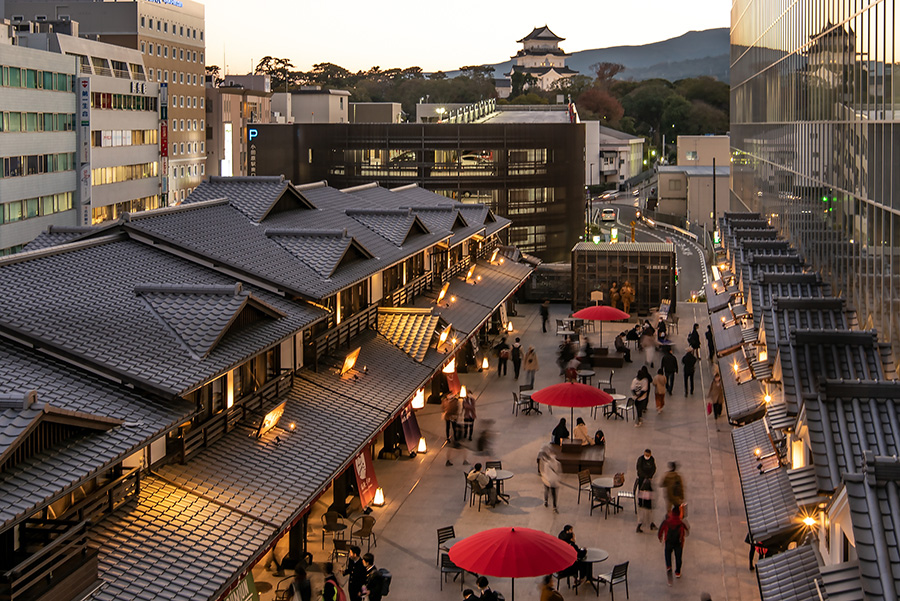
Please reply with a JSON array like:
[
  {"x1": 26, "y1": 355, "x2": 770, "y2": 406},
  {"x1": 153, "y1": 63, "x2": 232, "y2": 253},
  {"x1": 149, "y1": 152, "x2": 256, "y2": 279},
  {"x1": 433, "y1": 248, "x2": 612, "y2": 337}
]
[
  {"x1": 518, "y1": 25, "x2": 565, "y2": 42},
  {"x1": 710, "y1": 305, "x2": 749, "y2": 357},
  {"x1": 136, "y1": 283, "x2": 285, "y2": 359},
  {"x1": 185, "y1": 175, "x2": 316, "y2": 222},
  {"x1": 804, "y1": 381, "x2": 900, "y2": 493},
  {"x1": 345, "y1": 209, "x2": 431, "y2": 247},
  {"x1": 266, "y1": 229, "x2": 375, "y2": 279},
  {"x1": 377, "y1": 308, "x2": 442, "y2": 363}
]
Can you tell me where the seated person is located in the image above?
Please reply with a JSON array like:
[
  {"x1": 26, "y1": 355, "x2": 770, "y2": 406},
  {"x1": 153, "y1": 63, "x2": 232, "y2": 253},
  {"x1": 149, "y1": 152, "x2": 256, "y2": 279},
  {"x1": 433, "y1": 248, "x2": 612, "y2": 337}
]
[
  {"x1": 626, "y1": 324, "x2": 641, "y2": 341},
  {"x1": 551, "y1": 419, "x2": 570, "y2": 445},
  {"x1": 593, "y1": 429, "x2": 606, "y2": 446},
  {"x1": 614, "y1": 333, "x2": 633, "y2": 362},
  {"x1": 466, "y1": 463, "x2": 498, "y2": 506},
  {"x1": 557, "y1": 525, "x2": 590, "y2": 583},
  {"x1": 572, "y1": 417, "x2": 591, "y2": 445}
]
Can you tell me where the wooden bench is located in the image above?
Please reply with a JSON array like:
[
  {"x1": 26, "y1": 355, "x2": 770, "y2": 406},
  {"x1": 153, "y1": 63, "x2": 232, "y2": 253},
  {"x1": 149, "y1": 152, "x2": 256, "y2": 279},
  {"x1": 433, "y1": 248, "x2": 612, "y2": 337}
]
[
  {"x1": 589, "y1": 353, "x2": 625, "y2": 368},
  {"x1": 551, "y1": 443, "x2": 605, "y2": 474}
]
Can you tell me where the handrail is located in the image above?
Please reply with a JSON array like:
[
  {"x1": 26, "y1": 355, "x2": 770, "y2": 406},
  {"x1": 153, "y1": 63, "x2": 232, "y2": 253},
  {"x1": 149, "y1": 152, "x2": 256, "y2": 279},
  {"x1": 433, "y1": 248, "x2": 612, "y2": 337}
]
[
  {"x1": 3, "y1": 520, "x2": 88, "y2": 581},
  {"x1": 313, "y1": 304, "x2": 379, "y2": 370},
  {"x1": 384, "y1": 271, "x2": 434, "y2": 307},
  {"x1": 441, "y1": 255, "x2": 471, "y2": 284}
]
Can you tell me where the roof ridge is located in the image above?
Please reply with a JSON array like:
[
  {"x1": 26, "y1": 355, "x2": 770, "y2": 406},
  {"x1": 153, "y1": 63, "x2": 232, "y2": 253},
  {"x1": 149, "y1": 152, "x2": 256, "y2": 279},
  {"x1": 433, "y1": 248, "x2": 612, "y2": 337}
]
[
  {"x1": 340, "y1": 182, "x2": 379, "y2": 193},
  {"x1": 266, "y1": 228, "x2": 348, "y2": 238},
  {"x1": 208, "y1": 175, "x2": 285, "y2": 184},
  {"x1": 345, "y1": 208, "x2": 412, "y2": 216},
  {"x1": 0, "y1": 233, "x2": 126, "y2": 267},
  {"x1": 134, "y1": 283, "x2": 243, "y2": 296},
  {"x1": 293, "y1": 180, "x2": 328, "y2": 191},
  {"x1": 126, "y1": 197, "x2": 230, "y2": 220}
]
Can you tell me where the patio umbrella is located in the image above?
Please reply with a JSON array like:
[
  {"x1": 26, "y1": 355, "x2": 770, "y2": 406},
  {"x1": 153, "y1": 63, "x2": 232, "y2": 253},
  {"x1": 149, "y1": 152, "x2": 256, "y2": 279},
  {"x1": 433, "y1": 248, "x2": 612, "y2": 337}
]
[
  {"x1": 572, "y1": 305, "x2": 630, "y2": 346},
  {"x1": 531, "y1": 382, "x2": 613, "y2": 438},
  {"x1": 449, "y1": 527, "x2": 577, "y2": 600}
]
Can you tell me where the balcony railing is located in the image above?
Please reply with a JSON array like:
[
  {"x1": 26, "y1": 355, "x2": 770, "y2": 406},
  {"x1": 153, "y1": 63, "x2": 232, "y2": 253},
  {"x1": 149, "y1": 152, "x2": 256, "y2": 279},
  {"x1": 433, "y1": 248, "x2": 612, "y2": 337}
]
[
  {"x1": 58, "y1": 467, "x2": 140, "y2": 525},
  {"x1": 441, "y1": 255, "x2": 472, "y2": 285},
  {"x1": 382, "y1": 272, "x2": 434, "y2": 308},
  {"x1": 181, "y1": 370, "x2": 294, "y2": 463},
  {"x1": 313, "y1": 304, "x2": 379, "y2": 371}
]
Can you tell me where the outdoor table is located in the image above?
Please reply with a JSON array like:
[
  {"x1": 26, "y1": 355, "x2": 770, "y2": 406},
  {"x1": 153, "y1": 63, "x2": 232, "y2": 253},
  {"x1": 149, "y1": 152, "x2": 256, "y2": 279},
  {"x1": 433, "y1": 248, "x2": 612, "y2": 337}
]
[
  {"x1": 519, "y1": 390, "x2": 542, "y2": 415},
  {"x1": 576, "y1": 369, "x2": 596, "y2": 386},
  {"x1": 591, "y1": 478, "x2": 623, "y2": 512},
  {"x1": 602, "y1": 393, "x2": 627, "y2": 419},
  {"x1": 582, "y1": 548, "x2": 610, "y2": 593},
  {"x1": 488, "y1": 469, "x2": 514, "y2": 503}
]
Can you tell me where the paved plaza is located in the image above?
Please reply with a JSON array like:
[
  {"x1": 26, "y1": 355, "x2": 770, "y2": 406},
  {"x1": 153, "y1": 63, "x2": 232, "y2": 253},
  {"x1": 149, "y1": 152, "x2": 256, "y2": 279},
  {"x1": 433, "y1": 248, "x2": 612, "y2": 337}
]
[{"x1": 254, "y1": 299, "x2": 761, "y2": 601}]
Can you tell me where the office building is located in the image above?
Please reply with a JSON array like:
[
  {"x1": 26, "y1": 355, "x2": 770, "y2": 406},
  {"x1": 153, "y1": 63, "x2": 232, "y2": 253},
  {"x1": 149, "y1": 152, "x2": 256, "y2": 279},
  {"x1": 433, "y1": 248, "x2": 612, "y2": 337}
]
[
  {"x1": 271, "y1": 87, "x2": 350, "y2": 124},
  {"x1": 657, "y1": 164, "x2": 729, "y2": 231},
  {"x1": 730, "y1": 0, "x2": 900, "y2": 359},
  {"x1": 16, "y1": 21, "x2": 162, "y2": 224},
  {"x1": 206, "y1": 83, "x2": 272, "y2": 177},
  {"x1": 0, "y1": 21, "x2": 77, "y2": 255},
  {"x1": 585, "y1": 124, "x2": 645, "y2": 188},
  {"x1": 5, "y1": 0, "x2": 206, "y2": 205},
  {"x1": 250, "y1": 104, "x2": 586, "y2": 261}
]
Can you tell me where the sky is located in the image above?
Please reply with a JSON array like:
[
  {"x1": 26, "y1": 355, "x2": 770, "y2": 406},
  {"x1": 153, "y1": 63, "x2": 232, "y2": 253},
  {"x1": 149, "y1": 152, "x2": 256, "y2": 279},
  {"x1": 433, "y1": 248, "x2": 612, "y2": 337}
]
[{"x1": 204, "y1": 0, "x2": 730, "y2": 75}]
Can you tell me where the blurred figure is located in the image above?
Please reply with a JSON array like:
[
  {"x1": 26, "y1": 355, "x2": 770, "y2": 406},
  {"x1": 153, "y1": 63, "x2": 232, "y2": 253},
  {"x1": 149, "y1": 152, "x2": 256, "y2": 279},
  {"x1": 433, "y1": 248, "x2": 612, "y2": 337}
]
[{"x1": 524, "y1": 345, "x2": 539, "y2": 387}]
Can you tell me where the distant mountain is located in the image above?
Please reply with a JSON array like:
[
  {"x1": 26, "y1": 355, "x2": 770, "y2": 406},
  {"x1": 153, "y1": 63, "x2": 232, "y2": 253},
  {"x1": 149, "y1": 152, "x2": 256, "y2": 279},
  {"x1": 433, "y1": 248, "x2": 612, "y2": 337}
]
[{"x1": 450, "y1": 28, "x2": 730, "y2": 83}]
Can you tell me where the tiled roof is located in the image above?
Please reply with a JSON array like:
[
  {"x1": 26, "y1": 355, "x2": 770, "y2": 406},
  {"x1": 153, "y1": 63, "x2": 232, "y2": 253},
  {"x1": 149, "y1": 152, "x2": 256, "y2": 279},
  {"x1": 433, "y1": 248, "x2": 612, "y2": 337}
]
[
  {"x1": 0, "y1": 340, "x2": 194, "y2": 530},
  {"x1": 0, "y1": 237, "x2": 326, "y2": 397},
  {"x1": 345, "y1": 209, "x2": 430, "y2": 247},
  {"x1": 738, "y1": 262, "x2": 807, "y2": 297},
  {"x1": 786, "y1": 465, "x2": 829, "y2": 507},
  {"x1": 844, "y1": 454, "x2": 900, "y2": 601},
  {"x1": 705, "y1": 280, "x2": 738, "y2": 313},
  {"x1": 518, "y1": 25, "x2": 565, "y2": 42},
  {"x1": 389, "y1": 186, "x2": 511, "y2": 237},
  {"x1": 184, "y1": 175, "x2": 315, "y2": 222},
  {"x1": 747, "y1": 272, "x2": 830, "y2": 329},
  {"x1": 710, "y1": 306, "x2": 747, "y2": 357},
  {"x1": 719, "y1": 356, "x2": 767, "y2": 425},
  {"x1": 761, "y1": 298, "x2": 857, "y2": 368},
  {"x1": 820, "y1": 561, "x2": 866, "y2": 601},
  {"x1": 378, "y1": 308, "x2": 441, "y2": 362},
  {"x1": 89, "y1": 476, "x2": 272, "y2": 601},
  {"x1": 732, "y1": 419, "x2": 802, "y2": 545},
  {"x1": 756, "y1": 543, "x2": 823, "y2": 601},
  {"x1": 779, "y1": 330, "x2": 889, "y2": 415},
  {"x1": 804, "y1": 381, "x2": 900, "y2": 493},
  {"x1": 267, "y1": 229, "x2": 373, "y2": 279}
]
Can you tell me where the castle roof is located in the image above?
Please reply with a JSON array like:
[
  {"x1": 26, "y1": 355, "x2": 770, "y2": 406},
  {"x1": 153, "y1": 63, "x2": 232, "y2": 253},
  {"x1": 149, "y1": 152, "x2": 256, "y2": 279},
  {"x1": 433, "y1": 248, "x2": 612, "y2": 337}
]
[{"x1": 517, "y1": 25, "x2": 564, "y2": 43}]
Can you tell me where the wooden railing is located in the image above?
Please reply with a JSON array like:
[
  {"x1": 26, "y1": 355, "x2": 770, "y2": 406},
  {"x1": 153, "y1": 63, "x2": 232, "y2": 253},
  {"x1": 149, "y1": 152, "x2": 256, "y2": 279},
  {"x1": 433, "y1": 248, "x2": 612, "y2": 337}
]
[
  {"x1": 441, "y1": 255, "x2": 471, "y2": 285},
  {"x1": 383, "y1": 272, "x2": 434, "y2": 307},
  {"x1": 57, "y1": 467, "x2": 140, "y2": 525},
  {"x1": 476, "y1": 238, "x2": 500, "y2": 261},
  {"x1": 1, "y1": 521, "x2": 93, "y2": 601},
  {"x1": 181, "y1": 370, "x2": 294, "y2": 463},
  {"x1": 313, "y1": 304, "x2": 379, "y2": 371}
]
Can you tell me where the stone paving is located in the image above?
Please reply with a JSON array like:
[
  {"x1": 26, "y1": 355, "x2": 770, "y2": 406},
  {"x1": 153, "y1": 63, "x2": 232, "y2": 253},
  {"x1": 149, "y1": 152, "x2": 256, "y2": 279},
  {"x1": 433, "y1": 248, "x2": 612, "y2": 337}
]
[{"x1": 253, "y1": 300, "x2": 761, "y2": 601}]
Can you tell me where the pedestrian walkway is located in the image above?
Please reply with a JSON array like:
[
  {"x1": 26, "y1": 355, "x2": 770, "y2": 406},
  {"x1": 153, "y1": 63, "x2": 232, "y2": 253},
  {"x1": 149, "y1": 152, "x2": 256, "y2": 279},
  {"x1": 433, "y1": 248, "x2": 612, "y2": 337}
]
[{"x1": 252, "y1": 301, "x2": 760, "y2": 601}]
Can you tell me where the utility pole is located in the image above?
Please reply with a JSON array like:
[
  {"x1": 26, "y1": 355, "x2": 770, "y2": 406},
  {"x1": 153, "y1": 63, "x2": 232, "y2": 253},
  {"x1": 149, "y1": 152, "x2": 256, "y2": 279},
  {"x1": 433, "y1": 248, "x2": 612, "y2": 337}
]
[{"x1": 712, "y1": 157, "x2": 717, "y2": 238}]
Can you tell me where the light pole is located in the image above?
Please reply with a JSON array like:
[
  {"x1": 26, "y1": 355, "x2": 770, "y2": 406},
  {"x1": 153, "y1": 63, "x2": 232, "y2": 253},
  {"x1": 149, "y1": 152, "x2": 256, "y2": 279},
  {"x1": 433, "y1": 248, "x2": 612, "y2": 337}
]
[{"x1": 435, "y1": 107, "x2": 446, "y2": 123}]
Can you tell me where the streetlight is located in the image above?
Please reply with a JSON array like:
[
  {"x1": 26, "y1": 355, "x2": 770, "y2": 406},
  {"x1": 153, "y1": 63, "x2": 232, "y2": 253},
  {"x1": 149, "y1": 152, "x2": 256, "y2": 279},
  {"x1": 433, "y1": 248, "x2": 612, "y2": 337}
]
[{"x1": 435, "y1": 107, "x2": 446, "y2": 123}]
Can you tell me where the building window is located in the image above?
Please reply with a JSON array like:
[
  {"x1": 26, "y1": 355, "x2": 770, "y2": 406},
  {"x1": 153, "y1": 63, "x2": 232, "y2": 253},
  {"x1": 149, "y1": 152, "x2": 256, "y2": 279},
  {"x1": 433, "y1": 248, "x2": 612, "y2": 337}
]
[
  {"x1": 164, "y1": 22, "x2": 168, "y2": 33},
  {"x1": 200, "y1": 98, "x2": 204, "y2": 109},
  {"x1": 141, "y1": 16, "x2": 145, "y2": 27},
  {"x1": 149, "y1": 43, "x2": 154, "y2": 55},
  {"x1": 180, "y1": 72, "x2": 184, "y2": 84},
  {"x1": 179, "y1": 26, "x2": 183, "y2": 36},
  {"x1": 200, "y1": 119, "x2": 204, "y2": 129},
  {"x1": 192, "y1": 74, "x2": 197, "y2": 85},
  {"x1": 192, "y1": 51, "x2": 197, "y2": 61},
  {"x1": 141, "y1": 42, "x2": 145, "y2": 53},
  {"x1": 172, "y1": 142, "x2": 177, "y2": 155},
  {"x1": 685, "y1": 151, "x2": 698, "y2": 161},
  {"x1": 149, "y1": 18, "x2": 153, "y2": 28},
  {"x1": 164, "y1": 47, "x2": 168, "y2": 58},
  {"x1": 201, "y1": 164, "x2": 205, "y2": 175},
  {"x1": 200, "y1": 32, "x2": 203, "y2": 41},
  {"x1": 200, "y1": 142, "x2": 205, "y2": 152},
  {"x1": 156, "y1": 21, "x2": 160, "y2": 31},
  {"x1": 180, "y1": 143, "x2": 185, "y2": 154},
  {"x1": 179, "y1": 49, "x2": 184, "y2": 60}
]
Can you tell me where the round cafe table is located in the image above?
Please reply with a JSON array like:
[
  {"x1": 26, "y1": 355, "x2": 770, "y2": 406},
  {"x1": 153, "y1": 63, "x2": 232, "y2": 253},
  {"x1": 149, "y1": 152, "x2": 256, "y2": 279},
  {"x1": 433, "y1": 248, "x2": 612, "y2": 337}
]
[
  {"x1": 489, "y1": 469, "x2": 514, "y2": 503},
  {"x1": 576, "y1": 370, "x2": 596, "y2": 386},
  {"x1": 582, "y1": 548, "x2": 610, "y2": 592}
]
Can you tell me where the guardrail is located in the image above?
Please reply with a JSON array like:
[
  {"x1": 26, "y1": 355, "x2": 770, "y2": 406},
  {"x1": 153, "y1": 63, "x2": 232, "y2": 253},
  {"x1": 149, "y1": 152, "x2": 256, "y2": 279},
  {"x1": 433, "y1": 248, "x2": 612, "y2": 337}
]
[
  {"x1": 313, "y1": 304, "x2": 379, "y2": 371},
  {"x1": 441, "y1": 255, "x2": 471, "y2": 284},
  {"x1": 383, "y1": 272, "x2": 434, "y2": 307}
]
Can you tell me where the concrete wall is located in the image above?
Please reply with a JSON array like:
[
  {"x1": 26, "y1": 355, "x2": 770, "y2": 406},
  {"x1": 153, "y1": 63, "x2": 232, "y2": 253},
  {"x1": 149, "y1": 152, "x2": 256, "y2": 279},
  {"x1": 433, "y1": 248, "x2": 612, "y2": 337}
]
[{"x1": 677, "y1": 135, "x2": 730, "y2": 167}]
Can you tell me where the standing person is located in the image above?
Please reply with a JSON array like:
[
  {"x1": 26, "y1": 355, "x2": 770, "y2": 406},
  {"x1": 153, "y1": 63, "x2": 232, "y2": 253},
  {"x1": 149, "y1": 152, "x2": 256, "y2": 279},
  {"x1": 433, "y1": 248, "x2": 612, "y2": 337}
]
[
  {"x1": 442, "y1": 394, "x2": 459, "y2": 465},
  {"x1": 660, "y1": 346, "x2": 678, "y2": 394},
  {"x1": 537, "y1": 444, "x2": 561, "y2": 513},
  {"x1": 705, "y1": 325, "x2": 715, "y2": 360},
  {"x1": 640, "y1": 330, "x2": 658, "y2": 367},
  {"x1": 511, "y1": 337, "x2": 523, "y2": 379},
  {"x1": 361, "y1": 553, "x2": 384, "y2": 601},
  {"x1": 662, "y1": 462, "x2": 685, "y2": 511},
  {"x1": 476, "y1": 576, "x2": 500, "y2": 601},
  {"x1": 631, "y1": 367, "x2": 651, "y2": 426},
  {"x1": 653, "y1": 368, "x2": 668, "y2": 413},
  {"x1": 461, "y1": 394, "x2": 476, "y2": 441},
  {"x1": 541, "y1": 300, "x2": 551, "y2": 333},
  {"x1": 288, "y1": 567, "x2": 312, "y2": 601},
  {"x1": 636, "y1": 449, "x2": 657, "y2": 532},
  {"x1": 681, "y1": 350, "x2": 697, "y2": 395},
  {"x1": 524, "y1": 345, "x2": 539, "y2": 387},
  {"x1": 708, "y1": 370, "x2": 726, "y2": 430},
  {"x1": 322, "y1": 562, "x2": 346, "y2": 601},
  {"x1": 343, "y1": 546, "x2": 366, "y2": 601},
  {"x1": 637, "y1": 477, "x2": 654, "y2": 534},
  {"x1": 551, "y1": 418, "x2": 569, "y2": 445},
  {"x1": 540, "y1": 574, "x2": 565, "y2": 601},
  {"x1": 688, "y1": 323, "x2": 702, "y2": 358},
  {"x1": 658, "y1": 505, "x2": 690, "y2": 583},
  {"x1": 494, "y1": 337, "x2": 510, "y2": 377}
]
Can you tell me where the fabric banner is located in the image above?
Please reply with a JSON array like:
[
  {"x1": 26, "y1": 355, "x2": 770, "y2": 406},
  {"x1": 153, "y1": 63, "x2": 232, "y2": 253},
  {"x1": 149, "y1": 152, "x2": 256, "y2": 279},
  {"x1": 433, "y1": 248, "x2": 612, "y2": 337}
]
[
  {"x1": 353, "y1": 450, "x2": 379, "y2": 508},
  {"x1": 400, "y1": 405, "x2": 422, "y2": 453},
  {"x1": 445, "y1": 371, "x2": 461, "y2": 395}
]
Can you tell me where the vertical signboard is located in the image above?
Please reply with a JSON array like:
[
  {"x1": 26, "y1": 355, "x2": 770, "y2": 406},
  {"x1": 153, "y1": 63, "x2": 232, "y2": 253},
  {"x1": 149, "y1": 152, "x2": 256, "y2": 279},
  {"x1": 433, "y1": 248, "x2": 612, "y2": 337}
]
[
  {"x1": 399, "y1": 405, "x2": 422, "y2": 454},
  {"x1": 77, "y1": 77, "x2": 91, "y2": 225},
  {"x1": 248, "y1": 127, "x2": 258, "y2": 176},
  {"x1": 159, "y1": 83, "x2": 169, "y2": 206},
  {"x1": 352, "y1": 451, "x2": 379, "y2": 508}
]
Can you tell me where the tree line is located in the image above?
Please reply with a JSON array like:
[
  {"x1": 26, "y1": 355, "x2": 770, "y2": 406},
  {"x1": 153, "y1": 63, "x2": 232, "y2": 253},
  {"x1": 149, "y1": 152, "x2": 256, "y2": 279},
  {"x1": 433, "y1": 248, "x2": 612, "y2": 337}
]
[{"x1": 207, "y1": 58, "x2": 729, "y2": 142}]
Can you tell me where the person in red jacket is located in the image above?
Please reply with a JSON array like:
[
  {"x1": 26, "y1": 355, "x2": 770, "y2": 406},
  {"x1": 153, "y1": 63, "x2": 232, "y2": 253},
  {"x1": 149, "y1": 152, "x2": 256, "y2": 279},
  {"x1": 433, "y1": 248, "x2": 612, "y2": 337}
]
[{"x1": 658, "y1": 505, "x2": 690, "y2": 584}]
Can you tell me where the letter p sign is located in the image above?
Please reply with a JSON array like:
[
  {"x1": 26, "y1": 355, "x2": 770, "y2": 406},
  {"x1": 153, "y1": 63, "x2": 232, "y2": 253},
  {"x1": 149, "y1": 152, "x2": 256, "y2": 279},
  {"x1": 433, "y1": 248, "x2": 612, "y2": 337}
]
[{"x1": 248, "y1": 128, "x2": 258, "y2": 141}]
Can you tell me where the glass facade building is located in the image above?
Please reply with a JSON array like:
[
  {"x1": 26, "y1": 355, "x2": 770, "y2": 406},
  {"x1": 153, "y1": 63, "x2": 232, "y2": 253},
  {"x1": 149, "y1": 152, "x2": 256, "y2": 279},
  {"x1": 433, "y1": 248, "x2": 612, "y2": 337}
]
[{"x1": 731, "y1": 0, "x2": 900, "y2": 365}]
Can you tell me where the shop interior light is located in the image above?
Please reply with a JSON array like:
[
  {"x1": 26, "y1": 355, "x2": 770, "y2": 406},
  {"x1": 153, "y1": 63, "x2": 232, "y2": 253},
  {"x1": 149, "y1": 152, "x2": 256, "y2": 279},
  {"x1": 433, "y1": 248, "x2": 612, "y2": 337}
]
[
  {"x1": 417, "y1": 437, "x2": 427, "y2": 453},
  {"x1": 340, "y1": 347, "x2": 361, "y2": 376},
  {"x1": 411, "y1": 388, "x2": 425, "y2": 409},
  {"x1": 439, "y1": 325, "x2": 451, "y2": 346},
  {"x1": 372, "y1": 487, "x2": 385, "y2": 507},
  {"x1": 443, "y1": 358, "x2": 456, "y2": 373},
  {"x1": 759, "y1": 350, "x2": 768, "y2": 362},
  {"x1": 436, "y1": 282, "x2": 450, "y2": 304}
]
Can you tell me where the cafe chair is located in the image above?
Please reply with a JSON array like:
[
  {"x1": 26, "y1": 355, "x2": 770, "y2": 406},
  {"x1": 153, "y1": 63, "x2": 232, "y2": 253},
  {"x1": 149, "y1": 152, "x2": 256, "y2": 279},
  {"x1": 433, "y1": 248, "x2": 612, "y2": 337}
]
[
  {"x1": 321, "y1": 511, "x2": 347, "y2": 549},
  {"x1": 590, "y1": 485, "x2": 614, "y2": 518},
  {"x1": 577, "y1": 470, "x2": 593, "y2": 505},
  {"x1": 440, "y1": 553, "x2": 465, "y2": 591},
  {"x1": 485, "y1": 460, "x2": 503, "y2": 470},
  {"x1": 597, "y1": 370, "x2": 614, "y2": 389},
  {"x1": 556, "y1": 319, "x2": 575, "y2": 338},
  {"x1": 437, "y1": 526, "x2": 456, "y2": 567},
  {"x1": 622, "y1": 398, "x2": 635, "y2": 422},
  {"x1": 331, "y1": 538, "x2": 351, "y2": 565},
  {"x1": 349, "y1": 515, "x2": 377, "y2": 552},
  {"x1": 469, "y1": 479, "x2": 491, "y2": 511},
  {"x1": 462, "y1": 471, "x2": 471, "y2": 503},
  {"x1": 617, "y1": 483, "x2": 637, "y2": 514},
  {"x1": 512, "y1": 392, "x2": 532, "y2": 416},
  {"x1": 593, "y1": 387, "x2": 616, "y2": 419},
  {"x1": 595, "y1": 561, "x2": 629, "y2": 600}
]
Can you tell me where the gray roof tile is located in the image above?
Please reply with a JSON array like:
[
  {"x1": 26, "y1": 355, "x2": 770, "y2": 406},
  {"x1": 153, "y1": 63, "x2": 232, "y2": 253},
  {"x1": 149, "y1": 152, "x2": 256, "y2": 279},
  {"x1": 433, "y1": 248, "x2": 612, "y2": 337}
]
[
  {"x1": 184, "y1": 175, "x2": 313, "y2": 222},
  {"x1": 762, "y1": 298, "x2": 857, "y2": 368},
  {"x1": 718, "y1": 356, "x2": 767, "y2": 424},
  {"x1": 756, "y1": 543, "x2": 823, "y2": 601}
]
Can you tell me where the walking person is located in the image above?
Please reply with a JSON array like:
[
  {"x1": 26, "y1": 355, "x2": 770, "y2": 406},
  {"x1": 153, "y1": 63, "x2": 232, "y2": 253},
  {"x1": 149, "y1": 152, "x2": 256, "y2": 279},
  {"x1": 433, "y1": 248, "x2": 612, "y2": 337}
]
[
  {"x1": 660, "y1": 346, "x2": 678, "y2": 394},
  {"x1": 659, "y1": 505, "x2": 690, "y2": 584},
  {"x1": 705, "y1": 325, "x2": 715, "y2": 360},
  {"x1": 653, "y1": 368, "x2": 668, "y2": 413},
  {"x1": 541, "y1": 300, "x2": 550, "y2": 333},
  {"x1": 524, "y1": 345, "x2": 539, "y2": 387},
  {"x1": 461, "y1": 394, "x2": 476, "y2": 441},
  {"x1": 288, "y1": 567, "x2": 312, "y2": 601},
  {"x1": 631, "y1": 366, "x2": 651, "y2": 426},
  {"x1": 681, "y1": 349, "x2": 697, "y2": 395},
  {"x1": 688, "y1": 323, "x2": 702, "y2": 358},
  {"x1": 494, "y1": 337, "x2": 510, "y2": 377},
  {"x1": 511, "y1": 337, "x2": 523, "y2": 379},
  {"x1": 442, "y1": 394, "x2": 459, "y2": 444},
  {"x1": 662, "y1": 462, "x2": 685, "y2": 512},
  {"x1": 537, "y1": 444, "x2": 561, "y2": 513},
  {"x1": 635, "y1": 449, "x2": 657, "y2": 532},
  {"x1": 539, "y1": 574, "x2": 565, "y2": 601},
  {"x1": 708, "y1": 370, "x2": 725, "y2": 430}
]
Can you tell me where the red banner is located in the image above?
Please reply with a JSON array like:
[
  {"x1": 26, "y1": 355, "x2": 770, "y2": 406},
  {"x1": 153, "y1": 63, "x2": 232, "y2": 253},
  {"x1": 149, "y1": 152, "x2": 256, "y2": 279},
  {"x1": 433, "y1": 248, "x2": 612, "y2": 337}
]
[
  {"x1": 353, "y1": 451, "x2": 379, "y2": 508},
  {"x1": 160, "y1": 121, "x2": 168, "y2": 157},
  {"x1": 445, "y1": 371, "x2": 461, "y2": 395}
]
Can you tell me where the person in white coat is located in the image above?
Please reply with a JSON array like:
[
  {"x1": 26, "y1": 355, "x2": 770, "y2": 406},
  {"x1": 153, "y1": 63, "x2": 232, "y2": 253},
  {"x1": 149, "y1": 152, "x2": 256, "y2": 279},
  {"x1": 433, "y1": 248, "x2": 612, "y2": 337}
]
[{"x1": 537, "y1": 444, "x2": 562, "y2": 513}]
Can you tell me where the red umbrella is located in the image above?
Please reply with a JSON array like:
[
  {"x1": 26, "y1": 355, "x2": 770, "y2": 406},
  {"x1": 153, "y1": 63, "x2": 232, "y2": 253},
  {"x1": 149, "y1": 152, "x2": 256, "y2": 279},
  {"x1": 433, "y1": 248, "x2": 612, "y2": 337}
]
[
  {"x1": 449, "y1": 527, "x2": 577, "y2": 600},
  {"x1": 531, "y1": 383, "x2": 613, "y2": 440},
  {"x1": 572, "y1": 305, "x2": 630, "y2": 345}
]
